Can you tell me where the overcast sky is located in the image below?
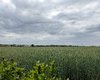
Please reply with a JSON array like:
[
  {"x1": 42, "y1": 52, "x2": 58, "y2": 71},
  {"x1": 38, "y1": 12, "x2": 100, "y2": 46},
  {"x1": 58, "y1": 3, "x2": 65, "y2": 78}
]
[{"x1": 0, "y1": 0, "x2": 100, "y2": 45}]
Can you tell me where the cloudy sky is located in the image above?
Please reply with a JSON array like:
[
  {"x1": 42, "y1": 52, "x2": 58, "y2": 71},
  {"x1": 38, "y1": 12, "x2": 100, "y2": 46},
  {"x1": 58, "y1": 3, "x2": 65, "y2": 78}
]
[{"x1": 0, "y1": 0, "x2": 100, "y2": 45}]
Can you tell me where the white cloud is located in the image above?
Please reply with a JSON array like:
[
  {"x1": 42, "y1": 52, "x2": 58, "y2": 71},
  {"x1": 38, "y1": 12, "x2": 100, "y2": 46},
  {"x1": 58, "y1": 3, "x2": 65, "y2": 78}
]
[
  {"x1": 0, "y1": 0, "x2": 16, "y2": 11},
  {"x1": 83, "y1": 1, "x2": 98, "y2": 10}
]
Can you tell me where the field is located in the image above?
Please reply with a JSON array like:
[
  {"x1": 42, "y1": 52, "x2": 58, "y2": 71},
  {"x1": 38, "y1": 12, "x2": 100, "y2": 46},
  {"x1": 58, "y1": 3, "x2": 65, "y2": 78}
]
[{"x1": 0, "y1": 46, "x2": 100, "y2": 80}]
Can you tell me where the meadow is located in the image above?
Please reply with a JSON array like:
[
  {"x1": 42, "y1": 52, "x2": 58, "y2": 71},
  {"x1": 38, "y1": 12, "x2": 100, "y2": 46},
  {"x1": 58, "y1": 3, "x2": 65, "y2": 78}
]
[{"x1": 0, "y1": 46, "x2": 100, "y2": 80}]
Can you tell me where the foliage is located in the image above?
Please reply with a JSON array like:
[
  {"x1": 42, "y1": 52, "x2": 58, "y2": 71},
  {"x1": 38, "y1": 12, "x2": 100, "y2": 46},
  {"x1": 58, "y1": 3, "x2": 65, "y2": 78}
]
[
  {"x1": 0, "y1": 59, "x2": 61, "y2": 80},
  {"x1": 0, "y1": 58, "x2": 25, "y2": 80},
  {"x1": 25, "y1": 60, "x2": 60, "y2": 80}
]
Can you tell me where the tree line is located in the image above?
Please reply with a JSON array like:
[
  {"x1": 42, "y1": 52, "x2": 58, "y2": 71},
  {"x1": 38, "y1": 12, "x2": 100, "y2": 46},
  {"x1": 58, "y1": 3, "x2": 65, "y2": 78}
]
[{"x1": 0, "y1": 44, "x2": 81, "y2": 47}]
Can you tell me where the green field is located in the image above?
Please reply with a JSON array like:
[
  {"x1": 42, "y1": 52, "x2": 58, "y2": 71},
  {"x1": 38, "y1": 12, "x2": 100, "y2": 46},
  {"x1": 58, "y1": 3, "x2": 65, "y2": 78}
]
[{"x1": 0, "y1": 46, "x2": 100, "y2": 80}]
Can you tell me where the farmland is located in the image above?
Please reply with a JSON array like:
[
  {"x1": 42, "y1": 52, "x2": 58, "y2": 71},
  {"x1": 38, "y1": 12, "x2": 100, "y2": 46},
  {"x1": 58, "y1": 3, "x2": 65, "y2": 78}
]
[{"x1": 0, "y1": 46, "x2": 100, "y2": 80}]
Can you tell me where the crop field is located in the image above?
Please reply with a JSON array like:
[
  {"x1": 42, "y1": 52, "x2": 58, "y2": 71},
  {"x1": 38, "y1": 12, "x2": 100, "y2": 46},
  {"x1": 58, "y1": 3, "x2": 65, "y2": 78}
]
[{"x1": 0, "y1": 46, "x2": 100, "y2": 80}]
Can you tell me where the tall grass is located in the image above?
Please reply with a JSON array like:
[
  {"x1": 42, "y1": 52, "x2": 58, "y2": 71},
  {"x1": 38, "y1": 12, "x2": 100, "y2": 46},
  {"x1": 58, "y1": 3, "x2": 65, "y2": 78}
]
[{"x1": 0, "y1": 46, "x2": 100, "y2": 80}]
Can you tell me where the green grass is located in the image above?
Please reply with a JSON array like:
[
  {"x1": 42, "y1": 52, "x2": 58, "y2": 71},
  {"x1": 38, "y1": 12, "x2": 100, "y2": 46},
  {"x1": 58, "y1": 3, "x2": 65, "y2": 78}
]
[{"x1": 0, "y1": 46, "x2": 100, "y2": 80}]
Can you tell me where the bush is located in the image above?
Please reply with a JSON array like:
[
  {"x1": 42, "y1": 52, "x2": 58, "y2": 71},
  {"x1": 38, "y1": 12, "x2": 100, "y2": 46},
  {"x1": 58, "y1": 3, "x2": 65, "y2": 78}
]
[
  {"x1": 0, "y1": 58, "x2": 25, "y2": 80},
  {"x1": 0, "y1": 59, "x2": 61, "y2": 80}
]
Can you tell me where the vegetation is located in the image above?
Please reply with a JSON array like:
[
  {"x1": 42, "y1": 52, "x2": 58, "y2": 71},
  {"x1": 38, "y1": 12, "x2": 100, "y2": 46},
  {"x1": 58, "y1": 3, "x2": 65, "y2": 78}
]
[
  {"x1": 0, "y1": 59, "x2": 60, "y2": 80},
  {"x1": 0, "y1": 44, "x2": 82, "y2": 47},
  {"x1": 0, "y1": 46, "x2": 100, "y2": 80}
]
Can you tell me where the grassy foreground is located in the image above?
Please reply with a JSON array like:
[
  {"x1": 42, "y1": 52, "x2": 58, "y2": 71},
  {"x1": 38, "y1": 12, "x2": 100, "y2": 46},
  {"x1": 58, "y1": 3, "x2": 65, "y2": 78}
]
[{"x1": 0, "y1": 46, "x2": 100, "y2": 80}]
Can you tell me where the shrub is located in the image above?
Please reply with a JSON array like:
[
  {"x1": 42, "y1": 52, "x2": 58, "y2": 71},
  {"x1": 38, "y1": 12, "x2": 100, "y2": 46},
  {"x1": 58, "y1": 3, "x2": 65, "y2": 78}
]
[
  {"x1": 25, "y1": 61, "x2": 60, "y2": 80},
  {"x1": 0, "y1": 59, "x2": 61, "y2": 80},
  {"x1": 0, "y1": 58, "x2": 25, "y2": 80}
]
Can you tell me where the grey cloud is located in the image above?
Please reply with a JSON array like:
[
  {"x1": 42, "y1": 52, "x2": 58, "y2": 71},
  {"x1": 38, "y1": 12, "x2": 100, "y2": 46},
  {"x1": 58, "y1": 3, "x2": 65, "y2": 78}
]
[
  {"x1": 0, "y1": 0, "x2": 100, "y2": 45},
  {"x1": 0, "y1": 0, "x2": 64, "y2": 35},
  {"x1": 86, "y1": 24, "x2": 100, "y2": 32},
  {"x1": 0, "y1": 34, "x2": 5, "y2": 38},
  {"x1": 1, "y1": 12, "x2": 63, "y2": 34},
  {"x1": 67, "y1": 24, "x2": 100, "y2": 40},
  {"x1": 54, "y1": 10, "x2": 96, "y2": 21}
]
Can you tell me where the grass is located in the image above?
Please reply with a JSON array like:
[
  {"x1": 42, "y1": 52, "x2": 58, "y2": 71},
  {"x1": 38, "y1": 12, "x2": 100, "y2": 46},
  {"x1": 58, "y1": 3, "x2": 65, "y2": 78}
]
[{"x1": 0, "y1": 46, "x2": 100, "y2": 80}]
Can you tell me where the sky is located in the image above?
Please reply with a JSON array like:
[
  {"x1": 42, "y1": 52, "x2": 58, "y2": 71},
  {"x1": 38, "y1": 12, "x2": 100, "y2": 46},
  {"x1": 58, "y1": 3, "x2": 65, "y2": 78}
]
[{"x1": 0, "y1": 0, "x2": 100, "y2": 45}]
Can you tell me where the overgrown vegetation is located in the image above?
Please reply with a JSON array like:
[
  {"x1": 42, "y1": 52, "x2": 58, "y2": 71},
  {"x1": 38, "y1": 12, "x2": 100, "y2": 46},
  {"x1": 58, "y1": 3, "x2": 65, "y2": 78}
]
[{"x1": 0, "y1": 59, "x2": 61, "y2": 80}]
